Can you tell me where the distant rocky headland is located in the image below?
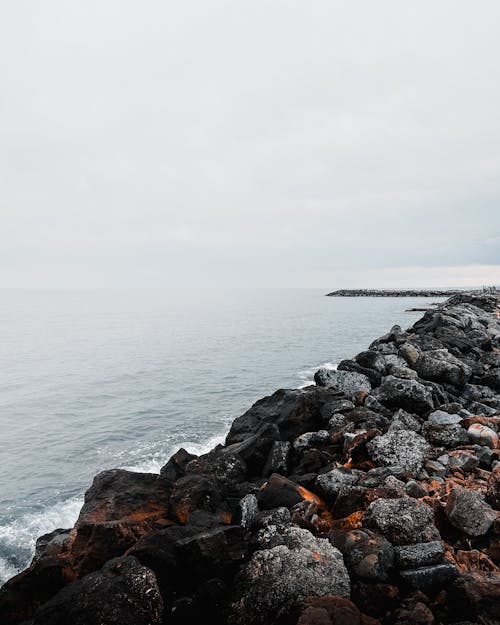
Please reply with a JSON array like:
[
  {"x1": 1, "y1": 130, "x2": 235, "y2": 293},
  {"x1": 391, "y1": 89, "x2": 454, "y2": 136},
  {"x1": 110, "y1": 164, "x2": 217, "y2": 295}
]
[
  {"x1": 1, "y1": 293, "x2": 499, "y2": 625},
  {"x1": 326, "y1": 288, "x2": 498, "y2": 297}
]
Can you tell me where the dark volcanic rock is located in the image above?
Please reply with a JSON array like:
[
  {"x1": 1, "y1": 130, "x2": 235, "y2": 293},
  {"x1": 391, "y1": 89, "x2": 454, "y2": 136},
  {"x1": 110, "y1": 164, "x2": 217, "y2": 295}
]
[
  {"x1": 445, "y1": 488, "x2": 497, "y2": 536},
  {"x1": 367, "y1": 430, "x2": 431, "y2": 475},
  {"x1": 399, "y1": 563, "x2": 458, "y2": 589},
  {"x1": 295, "y1": 595, "x2": 380, "y2": 625},
  {"x1": 330, "y1": 529, "x2": 394, "y2": 581},
  {"x1": 363, "y1": 497, "x2": 439, "y2": 545},
  {"x1": 32, "y1": 556, "x2": 163, "y2": 625},
  {"x1": 229, "y1": 526, "x2": 350, "y2": 625},
  {"x1": 159, "y1": 447, "x2": 197, "y2": 483},
  {"x1": 412, "y1": 349, "x2": 472, "y2": 387},
  {"x1": 225, "y1": 387, "x2": 338, "y2": 445},
  {"x1": 393, "y1": 541, "x2": 444, "y2": 569},
  {"x1": 372, "y1": 376, "x2": 434, "y2": 413},
  {"x1": 314, "y1": 368, "x2": 372, "y2": 398}
]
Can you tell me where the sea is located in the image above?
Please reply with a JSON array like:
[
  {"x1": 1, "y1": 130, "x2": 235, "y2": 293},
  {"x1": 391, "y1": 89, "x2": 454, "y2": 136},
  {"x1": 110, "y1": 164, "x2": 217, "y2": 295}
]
[{"x1": 0, "y1": 288, "x2": 444, "y2": 584}]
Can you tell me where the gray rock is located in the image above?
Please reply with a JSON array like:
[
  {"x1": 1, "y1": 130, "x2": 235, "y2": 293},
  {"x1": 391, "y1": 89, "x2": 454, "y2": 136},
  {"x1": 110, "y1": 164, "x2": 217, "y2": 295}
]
[
  {"x1": 428, "y1": 410, "x2": 462, "y2": 425},
  {"x1": 399, "y1": 563, "x2": 458, "y2": 589},
  {"x1": 314, "y1": 368, "x2": 371, "y2": 399},
  {"x1": 230, "y1": 525, "x2": 350, "y2": 625},
  {"x1": 394, "y1": 541, "x2": 444, "y2": 569},
  {"x1": 238, "y1": 494, "x2": 259, "y2": 529},
  {"x1": 389, "y1": 409, "x2": 422, "y2": 432},
  {"x1": 422, "y1": 422, "x2": 469, "y2": 448},
  {"x1": 447, "y1": 452, "x2": 479, "y2": 472},
  {"x1": 315, "y1": 468, "x2": 362, "y2": 503},
  {"x1": 363, "y1": 497, "x2": 439, "y2": 545},
  {"x1": 389, "y1": 365, "x2": 418, "y2": 380},
  {"x1": 405, "y1": 480, "x2": 426, "y2": 498},
  {"x1": 412, "y1": 349, "x2": 472, "y2": 387},
  {"x1": 330, "y1": 529, "x2": 394, "y2": 581},
  {"x1": 425, "y1": 460, "x2": 446, "y2": 478},
  {"x1": 367, "y1": 430, "x2": 431, "y2": 475},
  {"x1": 373, "y1": 376, "x2": 434, "y2": 414},
  {"x1": 292, "y1": 430, "x2": 330, "y2": 452},
  {"x1": 445, "y1": 487, "x2": 497, "y2": 536},
  {"x1": 328, "y1": 413, "x2": 349, "y2": 431},
  {"x1": 399, "y1": 342, "x2": 421, "y2": 366},
  {"x1": 263, "y1": 441, "x2": 290, "y2": 476},
  {"x1": 467, "y1": 424, "x2": 498, "y2": 449}
]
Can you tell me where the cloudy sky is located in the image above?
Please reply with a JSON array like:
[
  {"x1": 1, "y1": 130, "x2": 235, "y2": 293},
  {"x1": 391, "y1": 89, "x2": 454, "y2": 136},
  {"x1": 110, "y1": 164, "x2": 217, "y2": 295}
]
[{"x1": 1, "y1": 1, "x2": 499, "y2": 288}]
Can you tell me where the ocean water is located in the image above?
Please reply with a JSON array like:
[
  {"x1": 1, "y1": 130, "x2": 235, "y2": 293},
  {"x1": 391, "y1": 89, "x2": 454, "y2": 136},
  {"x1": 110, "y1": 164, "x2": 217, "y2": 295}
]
[{"x1": 0, "y1": 289, "x2": 443, "y2": 584}]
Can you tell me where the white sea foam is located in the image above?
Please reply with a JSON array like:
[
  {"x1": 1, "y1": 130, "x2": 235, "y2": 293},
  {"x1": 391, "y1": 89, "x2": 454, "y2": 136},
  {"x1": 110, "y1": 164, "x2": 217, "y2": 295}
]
[
  {"x1": 297, "y1": 361, "x2": 337, "y2": 388},
  {"x1": 0, "y1": 496, "x2": 83, "y2": 585}
]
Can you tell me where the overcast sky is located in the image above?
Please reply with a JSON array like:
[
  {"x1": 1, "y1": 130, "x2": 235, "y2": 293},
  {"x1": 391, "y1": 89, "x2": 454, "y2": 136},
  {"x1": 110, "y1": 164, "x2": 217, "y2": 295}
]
[{"x1": 1, "y1": 1, "x2": 499, "y2": 288}]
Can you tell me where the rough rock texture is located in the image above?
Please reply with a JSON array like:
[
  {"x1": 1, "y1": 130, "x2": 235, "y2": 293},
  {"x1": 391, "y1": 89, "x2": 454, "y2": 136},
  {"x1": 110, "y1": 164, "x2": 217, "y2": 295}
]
[
  {"x1": 367, "y1": 430, "x2": 431, "y2": 475},
  {"x1": 33, "y1": 556, "x2": 163, "y2": 625},
  {"x1": 363, "y1": 497, "x2": 439, "y2": 545},
  {"x1": 2, "y1": 291, "x2": 500, "y2": 625},
  {"x1": 229, "y1": 526, "x2": 350, "y2": 625},
  {"x1": 445, "y1": 488, "x2": 497, "y2": 536}
]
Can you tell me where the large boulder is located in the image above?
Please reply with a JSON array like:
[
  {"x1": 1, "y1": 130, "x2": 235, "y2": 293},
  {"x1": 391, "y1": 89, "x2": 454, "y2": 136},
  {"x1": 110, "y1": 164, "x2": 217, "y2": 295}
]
[
  {"x1": 445, "y1": 488, "x2": 497, "y2": 536},
  {"x1": 412, "y1": 349, "x2": 472, "y2": 387},
  {"x1": 314, "y1": 369, "x2": 372, "y2": 399},
  {"x1": 367, "y1": 430, "x2": 431, "y2": 475},
  {"x1": 372, "y1": 376, "x2": 434, "y2": 414},
  {"x1": 229, "y1": 526, "x2": 350, "y2": 625},
  {"x1": 32, "y1": 556, "x2": 163, "y2": 625},
  {"x1": 225, "y1": 387, "x2": 338, "y2": 445},
  {"x1": 363, "y1": 497, "x2": 439, "y2": 545}
]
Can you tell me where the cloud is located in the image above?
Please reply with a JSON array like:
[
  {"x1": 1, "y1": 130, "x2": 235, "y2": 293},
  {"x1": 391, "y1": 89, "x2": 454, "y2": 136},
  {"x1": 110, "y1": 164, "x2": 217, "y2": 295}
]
[{"x1": 0, "y1": 1, "x2": 499, "y2": 287}]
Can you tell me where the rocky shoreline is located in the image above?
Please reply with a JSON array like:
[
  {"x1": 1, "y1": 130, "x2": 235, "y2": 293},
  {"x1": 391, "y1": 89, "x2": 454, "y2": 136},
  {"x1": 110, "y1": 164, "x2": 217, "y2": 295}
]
[
  {"x1": 1, "y1": 293, "x2": 500, "y2": 625},
  {"x1": 326, "y1": 289, "x2": 482, "y2": 297}
]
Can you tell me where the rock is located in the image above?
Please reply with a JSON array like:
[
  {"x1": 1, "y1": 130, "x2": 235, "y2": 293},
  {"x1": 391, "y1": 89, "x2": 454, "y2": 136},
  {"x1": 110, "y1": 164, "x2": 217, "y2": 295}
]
[
  {"x1": 447, "y1": 451, "x2": 479, "y2": 473},
  {"x1": 486, "y1": 465, "x2": 500, "y2": 509},
  {"x1": 237, "y1": 494, "x2": 259, "y2": 529},
  {"x1": 427, "y1": 410, "x2": 462, "y2": 425},
  {"x1": 257, "y1": 474, "x2": 322, "y2": 510},
  {"x1": 393, "y1": 600, "x2": 435, "y2": 625},
  {"x1": 367, "y1": 430, "x2": 431, "y2": 475},
  {"x1": 262, "y1": 441, "x2": 290, "y2": 476},
  {"x1": 169, "y1": 474, "x2": 228, "y2": 524},
  {"x1": 399, "y1": 342, "x2": 421, "y2": 366},
  {"x1": 412, "y1": 349, "x2": 472, "y2": 387},
  {"x1": 292, "y1": 430, "x2": 330, "y2": 452},
  {"x1": 405, "y1": 480, "x2": 426, "y2": 498},
  {"x1": 295, "y1": 595, "x2": 380, "y2": 625},
  {"x1": 388, "y1": 409, "x2": 422, "y2": 432},
  {"x1": 448, "y1": 572, "x2": 500, "y2": 622},
  {"x1": 363, "y1": 497, "x2": 439, "y2": 545},
  {"x1": 314, "y1": 369, "x2": 372, "y2": 399},
  {"x1": 425, "y1": 461, "x2": 446, "y2": 478},
  {"x1": 186, "y1": 449, "x2": 247, "y2": 488},
  {"x1": 480, "y1": 369, "x2": 500, "y2": 391},
  {"x1": 445, "y1": 488, "x2": 497, "y2": 536},
  {"x1": 393, "y1": 541, "x2": 444, "y2": 569},
  {"x1": 336, "y1": 359, "x2": 382, "y2": 388},
  {"x1": 422, "y1": 422, "x2": 469, "y2": 448},
  {"x1": 251, "y1": 507, "x2": 291, "y2": 530},
  {"x1": 225, "y1": 387, "x2": 336, "y2": 445},
  {"x1": 330, "y1": 529, "x2": 394, "y2": 581},
  {"x1": 230, "y1": 526, "x2": 350, "y2": 625},
  {"x1": 160, "y1": 447, "x2": 197, "y2": 483},
  {"x1": 32, "y1": 556, "x2": 163, "y2": 625},
  {"x1": 399, "y1": 563, "x2": 457, "y2": 589},
  {"x1": 373, "y1": 376, "x2": 434, "y2": 414},
  {"x1": 315, "y1": 468, "x2": 363, "y2": 504},
  {"x1": 467, "y1": 424, "x2": 498, "y2": 449}
]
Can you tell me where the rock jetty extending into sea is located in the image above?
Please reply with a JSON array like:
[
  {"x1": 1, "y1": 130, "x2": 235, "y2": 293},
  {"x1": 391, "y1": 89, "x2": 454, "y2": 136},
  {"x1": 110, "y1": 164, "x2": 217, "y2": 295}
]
[
  {"x1": 326, "y1": 289, "x2": 498, "y2": 297},
  {"x1": 1, "y1": 293, "x2": 499, "y2": 625}
]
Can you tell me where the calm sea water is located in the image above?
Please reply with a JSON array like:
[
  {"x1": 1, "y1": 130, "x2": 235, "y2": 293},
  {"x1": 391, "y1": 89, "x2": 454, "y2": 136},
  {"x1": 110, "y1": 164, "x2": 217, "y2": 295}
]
[{"x1": 0, "y1": 289, "x2": 442, "y2": 583}]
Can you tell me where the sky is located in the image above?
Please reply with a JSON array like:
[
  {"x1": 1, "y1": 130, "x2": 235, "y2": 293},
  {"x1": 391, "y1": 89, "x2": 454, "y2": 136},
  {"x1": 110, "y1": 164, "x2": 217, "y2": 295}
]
[{"x1": 1, "y1": 0, "x2": 499, "y2": 288}]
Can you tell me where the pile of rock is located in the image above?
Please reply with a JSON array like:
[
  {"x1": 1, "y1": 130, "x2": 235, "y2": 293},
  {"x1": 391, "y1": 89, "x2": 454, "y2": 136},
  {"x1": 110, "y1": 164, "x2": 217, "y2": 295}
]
[{"x1": 1, "y1": 293, "x2": 499, "y2": 625}]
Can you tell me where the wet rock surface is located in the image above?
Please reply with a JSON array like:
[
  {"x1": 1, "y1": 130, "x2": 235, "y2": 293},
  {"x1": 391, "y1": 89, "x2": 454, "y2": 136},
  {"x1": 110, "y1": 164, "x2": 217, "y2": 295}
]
[{"x1": 1, "y1": 292, "x2": 500, "y2": 624}]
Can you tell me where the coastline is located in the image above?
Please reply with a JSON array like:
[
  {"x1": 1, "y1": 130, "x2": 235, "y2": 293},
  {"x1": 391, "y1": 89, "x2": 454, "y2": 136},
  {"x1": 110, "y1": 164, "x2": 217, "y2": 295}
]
[{"x1": 1, "y1": 292, "x2": 499, "y2": 624}]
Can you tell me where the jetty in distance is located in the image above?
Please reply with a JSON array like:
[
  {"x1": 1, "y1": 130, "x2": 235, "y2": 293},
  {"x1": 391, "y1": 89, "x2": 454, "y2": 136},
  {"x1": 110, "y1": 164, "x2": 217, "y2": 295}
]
[{"x1": 326, "y1": 287, "x2": 498, "y2": 297}]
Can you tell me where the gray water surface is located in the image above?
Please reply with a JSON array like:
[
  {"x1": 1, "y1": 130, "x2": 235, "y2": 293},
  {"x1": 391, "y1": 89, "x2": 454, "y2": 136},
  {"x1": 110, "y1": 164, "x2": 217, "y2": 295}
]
[{"x1": 0, "y1": 289, "x2": 441, "y2": 582}]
